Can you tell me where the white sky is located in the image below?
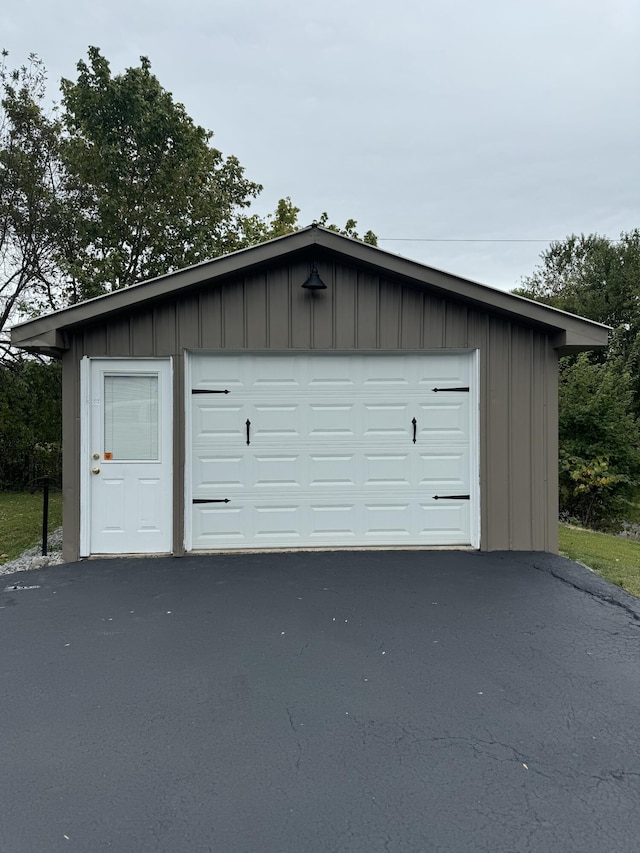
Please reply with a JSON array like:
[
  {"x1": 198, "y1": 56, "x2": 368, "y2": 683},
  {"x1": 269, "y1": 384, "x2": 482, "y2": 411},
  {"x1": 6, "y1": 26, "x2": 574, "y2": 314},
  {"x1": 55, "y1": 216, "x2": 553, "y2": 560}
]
[{"x1": 2, "y1": 0, "x2": 638, "y2": 290}]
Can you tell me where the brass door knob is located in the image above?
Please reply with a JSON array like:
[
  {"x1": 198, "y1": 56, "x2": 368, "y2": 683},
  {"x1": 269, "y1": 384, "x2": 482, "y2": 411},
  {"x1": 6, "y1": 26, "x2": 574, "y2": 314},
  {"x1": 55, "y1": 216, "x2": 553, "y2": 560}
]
[{"x1": 91, "y1": 467, "x2": 100, "y2": 474}]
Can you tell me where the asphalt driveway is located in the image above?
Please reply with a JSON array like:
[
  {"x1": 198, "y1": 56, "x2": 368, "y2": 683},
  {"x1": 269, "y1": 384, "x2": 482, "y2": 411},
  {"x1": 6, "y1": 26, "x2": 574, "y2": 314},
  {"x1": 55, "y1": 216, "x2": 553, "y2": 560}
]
[{"x1": 1, "y1": 550, "x2": 640, "y2": 853}]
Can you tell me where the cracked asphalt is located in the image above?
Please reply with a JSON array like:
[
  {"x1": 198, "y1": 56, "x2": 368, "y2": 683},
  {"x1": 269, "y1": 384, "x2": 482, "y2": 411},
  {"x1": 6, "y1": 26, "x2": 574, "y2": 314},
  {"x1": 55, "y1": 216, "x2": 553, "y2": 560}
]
[{"x1": 1, "y1": 550, "x2": 640, "y2": 852}]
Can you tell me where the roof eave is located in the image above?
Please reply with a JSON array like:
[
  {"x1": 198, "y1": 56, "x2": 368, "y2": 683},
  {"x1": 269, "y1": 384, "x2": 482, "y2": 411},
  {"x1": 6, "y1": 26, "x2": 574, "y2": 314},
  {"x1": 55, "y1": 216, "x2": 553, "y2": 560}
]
[{"x1": 10, "y1": 225, "x2": 610, "y2": 354}]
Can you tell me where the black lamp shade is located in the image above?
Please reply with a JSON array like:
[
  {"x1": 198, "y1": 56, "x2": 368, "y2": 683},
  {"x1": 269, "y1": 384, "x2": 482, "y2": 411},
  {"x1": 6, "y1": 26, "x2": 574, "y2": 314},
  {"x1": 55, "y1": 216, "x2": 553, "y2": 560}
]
[{"x1": 301, "y1": 266, "x2": 327, "y2": 290}]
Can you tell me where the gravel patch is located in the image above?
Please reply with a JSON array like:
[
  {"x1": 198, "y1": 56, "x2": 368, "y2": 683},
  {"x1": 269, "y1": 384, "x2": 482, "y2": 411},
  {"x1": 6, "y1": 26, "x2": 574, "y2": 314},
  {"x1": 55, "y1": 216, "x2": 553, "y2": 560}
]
[{"x1": 0, "y1": 527, "x2": 64, "y2": 577}]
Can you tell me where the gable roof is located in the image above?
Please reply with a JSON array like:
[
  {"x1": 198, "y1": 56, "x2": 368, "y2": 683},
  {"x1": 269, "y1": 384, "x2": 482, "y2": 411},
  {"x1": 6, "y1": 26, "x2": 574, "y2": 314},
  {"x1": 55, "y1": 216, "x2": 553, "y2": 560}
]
[{"x1": 11, "y1": 223, "x2": 609, "y2": 355}]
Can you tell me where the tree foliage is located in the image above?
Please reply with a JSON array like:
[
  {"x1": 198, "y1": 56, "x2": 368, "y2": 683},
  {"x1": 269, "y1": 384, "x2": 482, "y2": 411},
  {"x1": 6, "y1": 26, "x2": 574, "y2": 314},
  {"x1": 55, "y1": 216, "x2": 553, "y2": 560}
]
[
  {"x1": 558, "y1": 354, "x2": 640, "y2": 527},
  {"x1": 0, "y1": 51, "x2": 63, "y2": 349},
  {"x1": 242, "y1": 196, "x2": 378, "y2": 246},
  {"x1": 59, "y1": 47, "x2": 263, "y2": 301},
  {"x1": 0, "y1": 47, "x2": 378, "y2": 318},
  {"x1": 516, "y1": 231, "x2": 640, "y2": 391},
  {"x1": 0, "y1": 358, "x2": 61, "y2": 489},
  {"x1": 518, "y1": 231, "x2": 640, "y2": 528}
]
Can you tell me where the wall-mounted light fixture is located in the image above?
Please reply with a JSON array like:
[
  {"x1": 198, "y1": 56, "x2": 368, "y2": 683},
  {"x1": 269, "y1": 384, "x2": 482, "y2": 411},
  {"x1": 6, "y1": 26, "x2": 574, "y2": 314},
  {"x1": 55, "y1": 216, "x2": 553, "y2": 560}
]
[{"x1": 301, "y1": 264, "x2": 327, "y2": 292}]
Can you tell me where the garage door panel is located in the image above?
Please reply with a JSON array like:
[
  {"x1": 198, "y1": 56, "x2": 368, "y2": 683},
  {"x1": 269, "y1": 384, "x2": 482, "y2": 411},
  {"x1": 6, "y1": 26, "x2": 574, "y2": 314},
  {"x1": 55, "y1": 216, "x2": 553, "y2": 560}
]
[
  {"x1": 363, "y1": 404, "x2": 410, "y2": 437},
  {"x1": 191, "y1": 355, "x2": 246, "y2": 389},
  {"x1": 193, "y1": 455, "x2": 244, "y2": 491},
  {"x1": 309, "y1": 455, "x2": 357, "y2": 487},
  {"x1": 307, "y1": 358, "x2": 355, "y2": 387},
  {"x1": 254, "y1": 504, "x2": 301, "y2": 539},
  {"x1": 418, "y1": 502, "x2": 470, "y2": 542},
  {"x1": 253, "y1": 454, "x2": 301, "y2": 487},
  {"x1": 309, "y1": 504, "x2": 357, "y2": 537},
  {"x1": 308, "y1": 403, "x2": 355, "y2": 436},
  {"x1": 418, "y1": 360, "x2": 470, "y2": 387},
  {"x1": 417, "y1": 400, "x2": 470, "y2": 440},
  {"x1": 253, "y1": 404, "x2": 300, "y2": 438},
  {"x1": 193, "y1": 505, "x2": 246, "y2": 544},
  {"x1": 363, "y1": 503, "x2": 412, "y2": 537},
  {"x1": 417, "y1": 449, "x2": 470, "y2": 490},
  {"x1": 364, "y1": 454, "x2": 411, "y2": 486},
  {"x1": 193, "y1": 403, "x2": 244, "y2": 441}
]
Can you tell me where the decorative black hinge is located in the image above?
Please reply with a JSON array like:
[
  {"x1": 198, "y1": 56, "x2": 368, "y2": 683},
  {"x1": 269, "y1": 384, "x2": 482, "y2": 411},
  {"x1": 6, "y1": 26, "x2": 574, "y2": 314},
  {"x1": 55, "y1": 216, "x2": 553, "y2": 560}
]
[
  {"x1": 433, "y1": 495, "x2": 470, "y2": 500},
  {"x1": 432, "y1": 387, "x2": 469, "y2": 392},
  {"x1": 192, "y1": 389, "x2": 229, "y2": 394},
  {"x1": 192, "y1": 498, "x2": 230, "y2": 504}
]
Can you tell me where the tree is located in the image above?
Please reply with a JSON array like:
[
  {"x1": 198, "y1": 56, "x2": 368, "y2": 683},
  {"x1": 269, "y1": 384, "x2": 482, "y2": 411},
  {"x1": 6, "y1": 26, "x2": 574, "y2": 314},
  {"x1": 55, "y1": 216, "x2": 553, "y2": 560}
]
[
  {"x1": 515, "y1": 231, "x2": 640, "y2": 370},
  {"x1": 58, "y1": 47, "x2": 263, "y2": 301},
  {"x1": 317, "y1": 211, "x2": 377, "y2": 245},
  {"x1": 558, "y1": 354, "x2": 640, "y2": 528},
  {"x1": 516, "y1": 232, "x2": 640, "y2": 321},
  {"x1": 0, "y1": 357, "x2": 61, "y2": 489},
  {"x1": 517, "y1": 231, "x2": 640, "y2": 527},
  {"x1": 0, "y1": 51, "x2": 64, "y2": 353},
  {"x1": 242, "y1": 196, "x2": 378, "y2": 246}
]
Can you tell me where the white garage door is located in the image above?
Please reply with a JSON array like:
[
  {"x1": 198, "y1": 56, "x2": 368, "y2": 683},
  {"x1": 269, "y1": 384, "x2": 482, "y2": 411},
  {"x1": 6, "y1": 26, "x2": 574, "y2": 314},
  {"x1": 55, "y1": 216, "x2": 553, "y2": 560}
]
[{"x1": 188, "y1": 352, "x2": 478, "y2": 550}]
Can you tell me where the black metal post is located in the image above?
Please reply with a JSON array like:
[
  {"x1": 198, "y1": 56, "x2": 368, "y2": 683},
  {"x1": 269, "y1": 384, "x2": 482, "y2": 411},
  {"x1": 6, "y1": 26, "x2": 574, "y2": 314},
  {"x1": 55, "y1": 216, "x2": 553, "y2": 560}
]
[{"x1": 42, "y1": 479, "x2": 49, "y2": 557}]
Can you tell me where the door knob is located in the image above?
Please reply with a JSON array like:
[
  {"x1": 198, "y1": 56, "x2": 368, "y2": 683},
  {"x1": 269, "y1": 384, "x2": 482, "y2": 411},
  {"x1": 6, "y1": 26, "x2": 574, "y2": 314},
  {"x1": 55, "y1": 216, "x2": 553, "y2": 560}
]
[{"x1": 92, "y1": 467, "x2": 100, "y2": 474}]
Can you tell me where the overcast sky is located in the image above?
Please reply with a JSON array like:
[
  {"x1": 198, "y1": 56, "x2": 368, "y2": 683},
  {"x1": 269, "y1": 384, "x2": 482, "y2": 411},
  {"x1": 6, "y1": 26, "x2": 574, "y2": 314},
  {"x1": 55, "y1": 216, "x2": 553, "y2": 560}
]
[{"x1": 2, "y1": 0, "x2": 638, "y2": 290}]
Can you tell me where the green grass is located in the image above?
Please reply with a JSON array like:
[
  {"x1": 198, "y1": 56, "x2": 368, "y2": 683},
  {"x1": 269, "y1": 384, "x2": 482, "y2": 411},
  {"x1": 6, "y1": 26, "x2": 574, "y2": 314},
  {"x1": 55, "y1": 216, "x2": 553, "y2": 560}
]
[
  {"x1": 0, "y1": 491, "x2": 62, "y2": 564},
  {"x1": 559, "y1": 523, "x2": 640, "y2": 598}
]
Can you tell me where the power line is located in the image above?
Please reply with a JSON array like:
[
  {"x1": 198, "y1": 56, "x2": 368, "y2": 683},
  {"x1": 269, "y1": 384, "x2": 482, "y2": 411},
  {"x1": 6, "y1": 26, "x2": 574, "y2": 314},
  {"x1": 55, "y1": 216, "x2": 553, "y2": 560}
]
[{"x1": 378, "y1": 238, "x2": 552, "y2": 243}]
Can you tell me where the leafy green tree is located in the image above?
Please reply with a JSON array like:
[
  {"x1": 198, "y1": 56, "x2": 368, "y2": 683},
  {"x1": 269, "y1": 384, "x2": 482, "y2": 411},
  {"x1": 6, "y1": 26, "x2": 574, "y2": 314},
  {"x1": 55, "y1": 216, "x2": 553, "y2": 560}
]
[
  {"x1": 558, "y1": 354, "x2": 640, "y2": 528},
  {"x1": 3, "y1": 47, "x2": 380, "y2": 313},
  {"x1": 0, "y1": 51, "x2": 64, "y2": 349},
  {"x1": 517, "y1": 231, "x2": 640, "y2": 527},
  {"x1": 58, "y1": 47, "x2": 263, "y2": 300},
  {"x1": 317, "y1": 211, "x2": 377, "y2": 245},
  {"x1": 243, "y1": 196, "x2": 378, "y2": 246},
  {"x1": 516, "y1": 232, "x2": 640, "y2": 326},
  {"x1": 516, "y1": 231, "x2": 640, "y2": 379},
  {"x1": 0, "y1": 358, "x2": 61, "y2": 489}
]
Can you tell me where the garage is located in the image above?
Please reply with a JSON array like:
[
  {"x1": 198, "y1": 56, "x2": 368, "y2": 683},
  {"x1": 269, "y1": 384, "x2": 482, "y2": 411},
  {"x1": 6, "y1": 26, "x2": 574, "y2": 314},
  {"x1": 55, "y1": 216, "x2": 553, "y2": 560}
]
[
  {"x1": 188, "y1": 351, "x2": 478, "y2": 549},
  {"x1": 10, "y1": 223, "x2": 609, "y2": 559}
]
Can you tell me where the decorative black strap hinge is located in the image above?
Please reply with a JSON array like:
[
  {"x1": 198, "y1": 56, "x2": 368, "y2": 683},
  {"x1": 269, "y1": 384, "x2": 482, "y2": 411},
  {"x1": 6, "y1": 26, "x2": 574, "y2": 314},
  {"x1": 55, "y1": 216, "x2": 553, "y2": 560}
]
[
  {"x1": 192, "y1": 389, "x2": 229, "y2": 394},
  {"x1": 433, "y1": 494, "x2": 470, "y2": 500},
  {"x1": 432, "y1": 387, "x2": 469, "y2": 392},
  {"x1": 192, "y1": 498, "x2": 230, "y2": 504}
]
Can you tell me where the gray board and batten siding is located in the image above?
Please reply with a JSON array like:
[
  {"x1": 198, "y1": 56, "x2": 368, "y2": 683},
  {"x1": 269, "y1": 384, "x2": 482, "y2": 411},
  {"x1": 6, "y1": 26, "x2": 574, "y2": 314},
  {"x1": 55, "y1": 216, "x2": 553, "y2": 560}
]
[{"x1": 11, "y1": 225, "x2": 609, "y2": 561}]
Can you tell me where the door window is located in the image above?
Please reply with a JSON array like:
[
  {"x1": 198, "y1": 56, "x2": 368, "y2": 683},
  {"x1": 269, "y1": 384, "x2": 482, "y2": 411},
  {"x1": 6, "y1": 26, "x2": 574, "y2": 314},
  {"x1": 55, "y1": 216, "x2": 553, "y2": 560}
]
[{"x1": 104, "y1": 374, "x2": 159, "y2": 460}]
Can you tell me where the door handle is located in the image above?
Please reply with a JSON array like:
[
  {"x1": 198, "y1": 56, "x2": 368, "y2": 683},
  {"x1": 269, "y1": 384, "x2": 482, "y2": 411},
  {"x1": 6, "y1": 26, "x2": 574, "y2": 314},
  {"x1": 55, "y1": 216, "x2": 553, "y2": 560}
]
[
  {"x1": 411, "y1": 417, "x2": 417, "y2": 444},
  {"x1": 246, "y1": 419, "x2": 251, "y2": 445},
  {"x1": 92, "y1": 467, "x2": 100, "y2": 474}
]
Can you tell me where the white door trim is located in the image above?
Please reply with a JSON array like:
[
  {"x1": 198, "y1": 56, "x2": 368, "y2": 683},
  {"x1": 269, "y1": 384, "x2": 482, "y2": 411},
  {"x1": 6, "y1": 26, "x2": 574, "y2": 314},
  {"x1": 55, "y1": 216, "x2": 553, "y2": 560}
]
[
  {"x1": 184, "y1": 350, "x2": 194, "y2": 552},
  {"x1": 80, "y1": 357, "x2": 173, "y2": 556},
  {"x1": 469, "y1": 348, "x2": 481, "y2": 550},
  {"x1": 79, "y1": 356, "x2": 91, "y2": 557}
]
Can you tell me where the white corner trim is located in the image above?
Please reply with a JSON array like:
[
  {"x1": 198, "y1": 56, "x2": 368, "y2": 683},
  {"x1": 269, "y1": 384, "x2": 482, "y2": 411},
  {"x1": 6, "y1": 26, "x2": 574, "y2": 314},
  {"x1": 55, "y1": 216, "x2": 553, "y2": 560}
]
[{"x1": 470, "y1": 348, "x2": 481, "y2": 550}]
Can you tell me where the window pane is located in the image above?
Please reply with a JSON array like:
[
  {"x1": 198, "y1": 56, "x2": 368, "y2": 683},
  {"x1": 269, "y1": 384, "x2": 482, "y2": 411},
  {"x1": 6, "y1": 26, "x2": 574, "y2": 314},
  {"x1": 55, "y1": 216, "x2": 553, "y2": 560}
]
[{"x1": 104, "y1": 375, "x2": 159, "y2": 460}]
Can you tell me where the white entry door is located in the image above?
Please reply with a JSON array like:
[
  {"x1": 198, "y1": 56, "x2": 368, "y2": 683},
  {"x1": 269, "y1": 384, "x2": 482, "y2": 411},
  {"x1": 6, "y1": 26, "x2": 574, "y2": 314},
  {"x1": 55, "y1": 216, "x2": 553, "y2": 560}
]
[
  {"x1": 188, "y1": 352, "x2": 478, "y2": 550},
  {"x1": 83, "y1": 359, "x2": 173, "y2": 555}
]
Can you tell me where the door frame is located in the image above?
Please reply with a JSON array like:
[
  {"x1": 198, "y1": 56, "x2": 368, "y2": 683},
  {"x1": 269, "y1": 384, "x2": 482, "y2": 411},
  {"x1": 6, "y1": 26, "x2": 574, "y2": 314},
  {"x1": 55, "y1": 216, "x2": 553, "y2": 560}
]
[
  {"x1": 183, "y1": 349, "x2": 480, "y2": 552},
  {"x1": 80, "y1": 356, "x2": 173, "y2": 557}
]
